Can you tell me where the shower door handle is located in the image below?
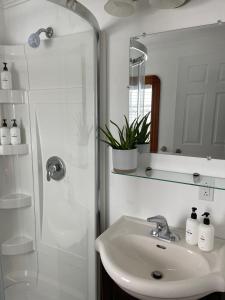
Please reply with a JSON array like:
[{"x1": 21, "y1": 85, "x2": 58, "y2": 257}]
[{"x1": 46, "y1": 156, "x2": 66, "y2": 182}]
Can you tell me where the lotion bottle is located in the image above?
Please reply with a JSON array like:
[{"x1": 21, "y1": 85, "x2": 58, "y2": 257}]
[
  {"x1": 1, "y1": 63, "x2": 12, "y2": 90},
  {"x1": 198, "y1": 212, "x2": 214, "y2": 252},
  {"x1": 0, "y1": 119, "x2": 10, "y2": 145},
  {"x1": 186, "y1": 207, "x2": 199, "y2": 245},
  {"x1": 10, "y1": 119, "x2": 21, "y2": 145}
]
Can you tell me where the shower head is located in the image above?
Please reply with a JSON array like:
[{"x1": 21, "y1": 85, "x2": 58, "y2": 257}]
[
  {"x1": 28, "y1": 27, "x2": 54, "y2": 48},
  {"x1": 130, "y1": 55, "x2": 146, "y2": 67}
]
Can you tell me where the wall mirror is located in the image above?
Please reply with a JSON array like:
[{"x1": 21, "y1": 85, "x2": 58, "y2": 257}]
[{"x1": 129, "y1": 23, "x2": 225, "y2": 160}]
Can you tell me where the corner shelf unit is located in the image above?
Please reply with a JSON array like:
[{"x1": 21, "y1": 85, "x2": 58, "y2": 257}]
[
  {"x1": 4, "y1": 271, "x2": 36, "y2": 289},
  {"x1": 0, "y1": 194, "x2": 31, "y2": 209},
  {"x1": 112, "y1": 168, "x2": 225, "y2": 191},
  {"x1": 0, "y1": 144, "x2": 29, "y2": 156},
  {"x1": 1, "y1": 236, "x2": 34, "y2": 256},
  {"x1": 0, "y1": 90, "x2": 26, "y2": 104}
]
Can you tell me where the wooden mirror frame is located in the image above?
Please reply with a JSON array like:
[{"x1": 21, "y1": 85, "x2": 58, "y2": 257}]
[
  {"x1": 145, "y1": 75, "x2": 160, "y2": 153},
  {"x1": 129, "y1": 75, "x2": 161, "y2": 153}
]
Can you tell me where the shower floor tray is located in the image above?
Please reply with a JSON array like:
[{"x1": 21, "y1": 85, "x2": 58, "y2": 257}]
[{"x1": 4, "y1": 271, "x2": 85, "y2": 300}]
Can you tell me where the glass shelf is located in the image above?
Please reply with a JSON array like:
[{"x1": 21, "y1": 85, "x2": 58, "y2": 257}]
[{"x1": 112, "y1": 168, "x2": 225, "y2": 191}]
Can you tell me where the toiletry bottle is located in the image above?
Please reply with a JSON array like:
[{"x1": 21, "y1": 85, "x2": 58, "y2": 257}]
[
  {"x1": 0, "y1": 119, "x2": 10, "y2": 145},
  {"x1": 10, "y1": 119, "x2": 21, "y2": 145},
  {"x1": 1, "y1": 63, "x2": 12, "y2": 90},
  {"x1": 186, "y1": 207, "x2": 199, "y2": 245},
  {"x1": 198, "y1": 212, "x2": 214, "y2": 252}
]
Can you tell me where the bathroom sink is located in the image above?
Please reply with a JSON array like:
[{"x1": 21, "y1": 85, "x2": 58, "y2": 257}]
[{"x1": 96, "y1": 216, "x2": 225, "y2": 300}]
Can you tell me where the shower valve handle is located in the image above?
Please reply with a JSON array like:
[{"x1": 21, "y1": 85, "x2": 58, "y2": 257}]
[
  {"x1": 47, "y1": 164, "x2": 57, "y2": 181},
  {"x1": 46, "y1": 157, "x2": 66, "y2": 182}
]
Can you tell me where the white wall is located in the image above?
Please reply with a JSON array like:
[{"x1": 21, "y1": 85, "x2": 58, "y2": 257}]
[
  {"x1": 0, "y1": 6, "x2": 5, "y2": 44},
  {"x1": 106, "y1": 0, "x2": 225, "y2": 239},
  {"x1": 1, "y1": 0, "x2": 91, "y2": 44}
]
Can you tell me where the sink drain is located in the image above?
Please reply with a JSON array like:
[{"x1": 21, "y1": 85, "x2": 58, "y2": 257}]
[{"x1": 151, "y1": 271, "x2": 163, "y2": 280}]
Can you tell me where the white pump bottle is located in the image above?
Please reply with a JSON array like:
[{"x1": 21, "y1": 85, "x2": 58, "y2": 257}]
[
  {"x1": 0, "y1": 119, "x2": 10, "y2": 145},
  {"x1": 1, "y1": 62, "x2": 12, "y2": 90},
  {"x1": 198, "y1": 212, "x2": 214, "y2": 252},
  {"x1": 10, "y1": 119, "x2": 21, "y2": 145},
  {"x1": 186, "y1": 207, "x2": 199, "y2": 245}
]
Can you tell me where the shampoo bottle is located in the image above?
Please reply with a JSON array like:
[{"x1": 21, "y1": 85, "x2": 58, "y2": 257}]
[
  {"x1": 1, "y1": 63, "x2": 12, "y2": 90},
  {"x1": 0, "y1": 119, "x2": 10, "y2": 145},
  {"x1": 10, "y1": 119, "x2": 21, "y2": 145},
  {"x1": 198, "y1": 212, "x2": 214, "y2": 252},
  {"x1": 186, "y1": 207, "x2": 199, "y2": 245}
]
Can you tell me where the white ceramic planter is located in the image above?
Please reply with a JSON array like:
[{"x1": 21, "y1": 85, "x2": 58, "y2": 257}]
[
  {"x1": 137, "y1": 144, "x2": 150, "y2": 153},
  {"x1": 112, "y1": 149, "x2": 138, "y2": 173}
]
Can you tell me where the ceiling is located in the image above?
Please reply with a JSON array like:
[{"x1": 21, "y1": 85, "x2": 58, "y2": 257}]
[
  {"x1": 0, "y1": 0, "x2": 30, "y2": 8},
  {"x1": 0, "y1": 0, "x2": 122, "y2": 28},
  {"x1": 0, "y1": 0, "x2": 192, "y2": 30},
  {"x1": 77, "y1": 0, "x2": 151, "y2": 29},
  {"x1": 79, "y1": 0, "x2": 127, "y2": 29}
]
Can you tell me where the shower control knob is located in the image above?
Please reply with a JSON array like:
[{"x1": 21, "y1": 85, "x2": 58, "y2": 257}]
[{"x1": 46, "y1": 156, "x2": 66, "y2": 182}]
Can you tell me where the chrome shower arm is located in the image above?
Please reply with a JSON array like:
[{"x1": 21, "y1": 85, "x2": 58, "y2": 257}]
[{"x1": 36, "y1": 27, "x2": 54, "y2": 38}]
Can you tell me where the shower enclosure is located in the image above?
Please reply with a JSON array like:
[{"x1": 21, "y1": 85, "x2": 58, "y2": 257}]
[{"x1": 0, "y1": 1, "x2": 100, "y2": 300}]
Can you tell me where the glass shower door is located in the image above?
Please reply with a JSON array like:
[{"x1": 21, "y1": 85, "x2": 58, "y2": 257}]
[{"x1": 3, "y1": 30, "x2": 97, "y2": 300}]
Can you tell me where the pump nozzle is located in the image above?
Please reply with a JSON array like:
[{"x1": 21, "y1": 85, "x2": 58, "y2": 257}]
[
  {"x1": 191, "y1": 207, "x2": 197, "y2": 219},
  {"x1": 2, "y1": 119, "x2": 7, "y2": 127},
  {"x1": 202, "y1": 212, "x2": 210, "y2": 225},
  {"x1": 3, "y1": 63, "x2": 8, "y2": 71},
  {"x1": 202, "y1": 212, "x2": 210, "y2": 217},
  {"x1": 11, "y1": 119, "x2": 17, "y2": 127}
]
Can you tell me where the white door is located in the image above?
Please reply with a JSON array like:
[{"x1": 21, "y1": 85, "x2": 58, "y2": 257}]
[{"x1": 174, "y1": 53, "x2": 225, "y2": 159}]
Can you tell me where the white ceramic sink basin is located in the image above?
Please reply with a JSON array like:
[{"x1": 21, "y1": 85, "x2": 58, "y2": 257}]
[{"x1": 96, "y1": 216, "x2": 225, "y2": 300}]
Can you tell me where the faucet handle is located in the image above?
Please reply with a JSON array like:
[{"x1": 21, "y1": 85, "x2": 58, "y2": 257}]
[
  {"x1": 147, "y1": 215, "x2": 180, "y2": 242},
  {"x1": 147, "y1": 215, "x2": 170, "y2": 237},
  {"x1": 147, "y1": 215, "x2": 168, "y2": 226}
]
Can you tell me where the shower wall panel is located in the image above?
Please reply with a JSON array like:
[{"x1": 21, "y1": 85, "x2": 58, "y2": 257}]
[{"x1": 4, "y1": 31, "x2": 97, "y2": 300}]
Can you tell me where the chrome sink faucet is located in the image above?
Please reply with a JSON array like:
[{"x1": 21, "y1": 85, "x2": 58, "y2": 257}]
[{"x1": 147, "y1": 215, "x2": 180, "y2": 242}]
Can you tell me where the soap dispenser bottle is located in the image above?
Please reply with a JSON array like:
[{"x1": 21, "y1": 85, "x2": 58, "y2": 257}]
[
  {"x1": 10, "y1": 119, "x2": 21, "y2": 145},
  {"x1": 1, "y1": 63, "x2": 12, "y2": 90},
  {"x1": 0, "y1": 119, "x2": 10, "y2": 145},
  {"x1": 198, "y1": 212, "x2": 214, "y2": 252},
  {"x1": 186, "y1": 207, "x2": 199, "y2": 245}
]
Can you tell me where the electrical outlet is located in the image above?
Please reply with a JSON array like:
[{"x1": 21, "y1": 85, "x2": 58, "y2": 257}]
[{"x1": 199, "y1": 186, "x2": 214, "y2": 201}]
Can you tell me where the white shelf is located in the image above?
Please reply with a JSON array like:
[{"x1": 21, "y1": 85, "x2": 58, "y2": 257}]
[
  {"x1": 0, "y1": 194, "x2": 31, "y2": 209},
  {"x1": 1, "y1": 236, "x2": 34, "y2": 255},
  {"x1": 0, "y1": 90, "x2": 26, "y2": 104},
  {"x1": 4, "y1": 270, "x2": 35, "y2": 289},
  {"x1": 0, "y1": 144, "x2": 28, "y2": 155},
  {"x1": 4, "y1": 270, "x2": 37, "y2": 288}
]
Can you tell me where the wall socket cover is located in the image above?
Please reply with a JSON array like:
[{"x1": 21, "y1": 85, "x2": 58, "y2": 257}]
[{"x1": 199, "y1": 178, "x2": 214, "y2": 201}]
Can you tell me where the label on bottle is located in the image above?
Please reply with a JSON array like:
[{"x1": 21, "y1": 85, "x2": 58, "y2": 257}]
[{"x1": 199, "y1": 234, "x2": 205, "y2": 241}]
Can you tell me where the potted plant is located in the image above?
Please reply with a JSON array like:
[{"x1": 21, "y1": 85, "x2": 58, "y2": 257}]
[
  {"x1": 100, "y1": 116, "x2": 138, "y2": 173},
  {"x1": 136, "y1": 112, "x2": 151, "y2": 153}
]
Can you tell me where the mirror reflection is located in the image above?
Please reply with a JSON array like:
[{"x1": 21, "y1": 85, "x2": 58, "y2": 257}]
[{"x1": 129, "y1": 23, "x2": 225, "y2": 159}]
